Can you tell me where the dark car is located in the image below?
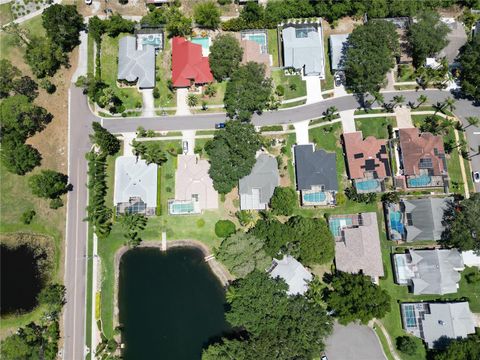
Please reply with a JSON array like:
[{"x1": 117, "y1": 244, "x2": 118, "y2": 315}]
[{"x1": 215, "y1": 123, "x2": 226, "y2": 129}]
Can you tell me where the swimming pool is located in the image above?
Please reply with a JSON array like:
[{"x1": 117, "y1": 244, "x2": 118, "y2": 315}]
[
  {"x1": 303, "y1": 191, "x2": 327, "y2": 203},
  {"x1": 142, "y1": 36, "x2": 161, "y2": 47},
  {"x1": 191, "y1": 37, "x2": 210, "y2": 50},
  {"x1": 355, "y1": 179, "x2": 380, "y2": 192},
  {"x1": 407, "y1": 175, "x2": 432, "y2": 187},
  {"x1": 169, "y1": 200, "x2": 198, "y2": 215},
  {"x1": 329, "y1": 217, "x2": 353, "y2": 237},
  {"x1": 389, "y1": 210, "x2": 404, "y2": 236},
  {"x1": 241, "y1": 31, "x2": 267, "y2": 53}
]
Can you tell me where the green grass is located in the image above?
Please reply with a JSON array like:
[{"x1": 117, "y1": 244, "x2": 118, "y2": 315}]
[
  {"x1": 201, "y1": 81, "x2": 227, "y2": 106},
  {"x1": 394, "y1": 85, "x2": 418, "y2": 91},
  {"x1": 374, "y1": 326, "x2": 395, "y2": 360},
  {"x1": 0, "y1": 2, "x2": 13, "y2": 26},
  {"x1": 154, "y1": 39, "x2": 176, "y2": 108},
  {"x1": 396, "y1": 64, "x2": 416, "y2": 82},
  {"x1": 87, "y1": 34, "x2": 94, "y2": 76},
  {"x1": 85, "y1": 224, "x2": 93, "y2": 360},
  {"x1": 321, "y1": 35, "x2": 334, "y2": 91},
  {"x1": 280, "y1": 99, "x2": 306, "y2": 108},
  {"x1": 355, "y1": 117, "x2": 397, "y2": 139},
  {"x1": 0, "y1": 15, "x2": 44, "y2": 60},
  {"x1": 271, "y1": 69, "x2": 307, "y2": 100},
  {"x1": 354, "y1": 108, "x2": 387, "y2": 115},
  {"x1": 101, "y1": 34, "x2": 143, "y2": 109},
  {"x1": 267, "y1": 29, "x2": 279, "y2": 67},
  {"x1": 285, "y1": 133, "x2": 296, "y2": 189}
]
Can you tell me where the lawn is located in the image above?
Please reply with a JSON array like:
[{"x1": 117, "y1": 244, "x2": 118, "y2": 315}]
[
  {"x1": 271, "y1": 69, "x2": 307, "y2": 100},
  {"x1": 267, "y1": 29, "x2": 279, "y2": 67},
  {"x1": 0, "y1": 14, "x2": 44, "y2": 60},
  {"x1": 396, "y1": 64, "x2": 416, "y2": 82},
  {"x1": 201, "y1": 81, "x2": 227, "y2": 106},
  {"x1": 354, "y1": 108, "x2": 386, "y2": 115},
  {"x1": 154, "y1": 39, "x2": 176, "y2": 109},
  {"x1": 101, "y1": 34, "x2": 143, "y2": 110},
  {"x1": 0, "y1": 2, "x2": 12, "y2": 26},
  {"x1": 87, "y1": 33, "x2": 94, "y2": 76},
  {"x1": 321, "y1": 35, "x2": 334, "y2": 91},
  {"x1": 355, "y1": 117, "x2": 397, "y2": 139}
]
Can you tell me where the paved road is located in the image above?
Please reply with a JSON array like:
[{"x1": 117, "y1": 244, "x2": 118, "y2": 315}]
[{"x1": 325, "y1": 322, "x2": 386, "y2": 360}]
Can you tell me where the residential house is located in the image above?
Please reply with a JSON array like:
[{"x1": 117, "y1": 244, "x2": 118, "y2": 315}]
[
  {"x1": 171, "y1": 37, "x2": 213, "y2": 88},
  {"x1": 398, "y1": 128, "x2": 448, "y2": 189},
  {"x1": 394, "y1": 248, "x2": 464, "y2": 295},
  {"x1": 268, "y1": 255, "x2": 312, "y2": 295},
  {"x1": 117, "y1": 36, "x2": 156, "y2": 89},
  {"x1": 329, "y1": 34, "x2": 349, "y2": 72},
  {"x1": 281, "y1": 21, "x2": 325, "y2": 78},
  {"x1": 114, "y1": 156, "x2": 157, "y2": 215},
  {"x1": 400, "y1": 302, "x2": 476, "y2": 349},
  {"x1": 239, "y1": 154, "x2": 279, "y2": 210},
  {"x1": 343, "y1": 131, "x2": 391, "y2": 193},
  {"x1": 385, "y1": 197, "x2": 452, "y2": 242},
  {"x1": 294, "y1": 144, "x2": 338, "y2": 206},
  {"x1": 169, "y1": 155, "x2": 218, "y2": 215},
  {"x1": 236, "y1": 31, "x2": 271, "y2": 76},
  {"x1": 462, "y1": 250, "x2": 480, "y2": 268},
  {"x1": 329, "y1": 212, "x2": 384, "y2": 283}
]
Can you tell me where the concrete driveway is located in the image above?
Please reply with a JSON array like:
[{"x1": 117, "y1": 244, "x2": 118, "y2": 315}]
[
  {"x1": 176, "y1": 88, "x2": 191, "y2": 116},
  {"x1": 325, "y1": 323, "x2": 386, "y2": 360},
  {"x1": 141, "y1": 89, "x2": 155, "y2": 117},
  {"x1": 305, "y1": 76, "x2": 322, "y2": 104}
]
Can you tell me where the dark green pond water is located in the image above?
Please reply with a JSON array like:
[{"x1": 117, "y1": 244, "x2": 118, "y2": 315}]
[
  {"x1": 119, "y1": 247, "x2": 230, "y2": 360},
  {"x1": 1, "y1": 244, "x2": 42, "y2": 315}
]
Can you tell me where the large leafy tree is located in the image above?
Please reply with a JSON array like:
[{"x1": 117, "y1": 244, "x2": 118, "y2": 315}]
[
  {"x1": 119, "y1": 213, "x2": 148, "y2": 247},
  {"x1": 209, "y1": 34, "x2": 243, "y2": 81},
  {"x1": 42, "y1": 5, "x2": 84, "y2": 52},
  {"x1": 0, "y1": 138, "x2": 42, "y2": 175},
  {"x1": 206, "y1": 120, "x2": 261, "y2": 194},
  {"x1": 193, "y1": 1, "x2": 221, "y2": 29},
  {"x1": 344, "y1": 20, "x2": 399, "y2": 95},
  {"x1": 28, "y1": 170, "x2": 70, "y2": 200},
  {"x1": 90, "y1": 122, "x2": 121, "y2": 156},
  {"x1": 269, "y1": 186, "x2": 297, "y2": 216},
  {"x1": 288, "y1": 216, "x2": 335, "y2": 265},
  {"x1": 25, "y1": 37, "x2": 67, "y2": 78},
  {"x1": 216, "y1": 232, "x2": 271, "y2": 278},
  {"x1": 441, "y1": 193, "x2": 480, "y2": 252},
  {"x1": 459, "y1": 34, "x2": 480, "y2": 102},
  {"x1": 165, "y1": 8, "x2": 192, "y2": 38},
  {"x1": 224, "y1": 62, "x2": 272, "y2": 121},
  {"x1": 0, "y1": 59, "x2": 20, "y2": 98},
  {"x1": 326, "y1": 271, "x2": 391, "y2": 324},
  {"x1": 407, "y1": 11, "x2": 450, "y2": 67},
  {"x1": 432, "y1": 335, "x2": 480, "y2": 360},
  {"x1": 250, "y1": 218, "x2": 293, "y2": 257},
  {"x1": 105, "y1": 14, "x2": 135, "y2": 37},
  {"x1": 12, "y1": 76, "x2": 38, "y2": 101}
]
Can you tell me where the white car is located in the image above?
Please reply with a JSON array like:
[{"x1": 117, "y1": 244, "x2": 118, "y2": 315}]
[
  {"x1": 473, "y1": 171, "x2": 480, "y2": 183},
  {"x1": 85, "y1": 0, "x2": 92, "y2": 4}
]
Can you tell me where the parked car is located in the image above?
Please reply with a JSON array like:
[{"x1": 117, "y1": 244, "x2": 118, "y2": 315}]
[
  {"x1": 85, "y1": 0, "x2": 92, "y2": 4},
  {"x1": 215, "y1": 123, "x2": 226, "y2": 129},
  {"x1": 182, "y1": 141, "x2": 188, "y2": 154},
  {"x1": 321, "y1": 355, "x2": 328, "y2": 360},
  {"x1": 334, "y1": 74, "x2": 342, "y2": 87},
  {"x1": 473, "y1": 171, "x2": 480, "y2": 183}
]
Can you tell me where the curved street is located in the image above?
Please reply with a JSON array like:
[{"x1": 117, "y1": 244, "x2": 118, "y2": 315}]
[{"x1": 64, "y1": 84, "x2": 480, "y2": 359}]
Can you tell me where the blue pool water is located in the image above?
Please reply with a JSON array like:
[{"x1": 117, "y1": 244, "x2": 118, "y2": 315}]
[
  {"x1": 389, "y1": 211, "x2": 404, "y2": 235},
  {"x1": 356, "y1": 179, "x2": 380, "y2": 192},
  {"x1": 407, "y1": 175, "x2": 432, "y2": 187},
  {"x1": 329, "y1": 218, "x2": 353, "y2": 237},
  {"x1": 191, "y1": 37, "x2": 210, "y2": 50},
  {"x1": 142, "y1": 37, "x2": 161, "y2": 47},
  {"x1": 169, "y1": 201, "x2": 195, "y2": 215},
  {"x1": 303, "y1": 192, "x2": 327, "y2": 203}
]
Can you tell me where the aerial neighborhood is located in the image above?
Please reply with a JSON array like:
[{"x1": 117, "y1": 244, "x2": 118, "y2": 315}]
[{"x1": 1, "y1": 1, "x2": 480, "y2": 360}]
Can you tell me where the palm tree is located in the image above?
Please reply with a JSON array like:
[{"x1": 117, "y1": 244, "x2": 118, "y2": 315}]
[
  {"x1": 187, "y1": 93, "x2": 198, "y2": 108},
  {"x1": 225, "y1": 286, "x2": 236, "y2": 304},
  {"x1": 433, "y1": 101, "x2": 446, "y2": 115},
  {"x1": 393, "y1": 95, "x2": 405, "y2": 106},
  {"x1": 416, "y1": 94, "x2": 428, "y2": 108},
  {"x1": 442, "y1": 97, "x2": 456, "y2": 114},
  {"x1": 464, "y1": 116, "x2": 480, "y2": 129},
  {"x1": 323, "y1": 106, "x2": 338, "y2": 121}
]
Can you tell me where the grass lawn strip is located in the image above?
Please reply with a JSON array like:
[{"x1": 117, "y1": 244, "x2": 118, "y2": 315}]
[
  {"x1": 321, "y1": 34, "x2": 334, "y2": 91},
  {"x1": 267, "y1": 29, "x2": 279, "y2": 67}
]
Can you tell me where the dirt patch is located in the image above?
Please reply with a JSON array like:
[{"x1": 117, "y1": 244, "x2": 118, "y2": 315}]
[
  {"x1": 223, "y1": 189, "x2": 239, "y2": 219},
  {"x1": 322, "y1": 17, "x2": 362, "y2": 37}
]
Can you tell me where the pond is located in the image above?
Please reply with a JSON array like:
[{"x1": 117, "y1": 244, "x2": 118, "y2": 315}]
[
  {"x1": 1, "y1": 244, "x2": 43, "y2": 315},
  {"x1": 119, "y1": 247, "x2": 231, "y2": 359}
]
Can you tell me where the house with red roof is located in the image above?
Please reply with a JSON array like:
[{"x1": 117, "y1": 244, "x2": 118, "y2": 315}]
[{"x1": 171, "y1": 37, "x2": 213, "y2": 88}]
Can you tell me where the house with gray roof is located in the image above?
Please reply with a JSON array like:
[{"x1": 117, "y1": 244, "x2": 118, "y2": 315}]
[
  {"x1": 114, "y1": 156, "x2": 157, "y2": 215},
  {"x1": 329, "y1": 34, "x2": 349, "y2": 71},
  {"x1": 401, "y1": 197, "x2": 452, "y2": 242},
  {"x1": 294, "y1": 144, "x2": 338, "y2": 206},
  {"x1": 401, "y1": 302, "x2": 476, "y2": 349},
  {"x1": 394, "y1": 249, "x2": 465, "y2": 295},
  {"x1": 268, "y1": 255, "x2": 312, "y2": 295},
  {"x1": 117, "y1": 36, "x2": 156, "y2": 89},
  {"x1": 281, "y1": 22, "x2": 325, "y2": 78},
  {"x1": 239, "y1": 154, "x2": 280, "y2": 210}
]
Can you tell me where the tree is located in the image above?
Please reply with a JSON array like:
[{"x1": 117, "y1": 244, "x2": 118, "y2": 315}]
[
  {"x1": 323, "y1": 106, "x2": 338, "y2": 121},
  {"x1": 105, "y1": 14, "x2": 135, "y2": 37},
  {"x1": 241, "y1": 1, "x2": 264, "y2": 23},
  {"x1": 269, "y1": 186, "x2": 297, "y2": 216},
  {"x1": 326, "y1": 272, "x2": 391, "y2": 324},
  {"x1": 88, "y1": 16, "x2": 107, "y2": 44},
  {"x1": 224, "y1": 62, "x2": 272, "y2": 121},
  {"x1": 416, "y1": 94, "x2": 428, "y2": 108},
  {"x1": 25, "y1": 37, "x2": 67, "y2": 78},
  {"x1": 0, "y1": 59, "x2": 20, "y2": 98},
  {"x1": 441, "y1": 193, "x2": 480, "y2": 252},
  {"x1": 0, "y1": 140, "x2": 42, "y2": 175},
  {"x1": 465, "y1": 116, "x2": 480, "y2": 129},
  {"x1": 408, "y1": 11, "x2": 450, "y2": 67},
  {"x1": 396, "y1": 336, "x2": 418, "y2": 356},
  {"x1": 119, "y1": 213, "x2": 148, "y2": 247},
  {"x1": 90, "y1": 122, "x2": 121, "y2": 156},
  {"x1": 28, "y1": 170, "x2": 70, "y2": 201},
  {"x1": 194, "y1": 1, "x2": 221, "y2": 29},
  {"x1": 131, "y1": 140, "x2": 167, "y2": 165},
  {"x1": 206, "y1": 120, "x2": 262, "y2": 194},
  {"x1": 0, "y1": 334, "x2": 33, "y2": 359},
  {"x1": 42, "y1": 5, "x2": 84, "y2": 52},
  {"x1": 38, "y1": 284, "x2": 66, "y2": 313},
  {"x1": 12, "y1": 76, "x2": 38, "y2": 100},
  {"x1": 21, "y1": 209, "x2": 36, "y2": 224},
  {"x1": 209, "y1": 34, "x2": 243, "y2": 81},
  {"x1": 433, "y1": 335, "x2": 480, "y2": 360},
  {"x1": 441, "y1": 96, "x2": 456, "y2": 113},
  {"x1": 141, "y1": 7, "x2": 168, "y2": 27},
  {"x1": 215, "y1": 219, "x2": 236, "y2": 238},
  {"x1": 381, "y1": 191, "x2": 400, "y2": 204},
  {"x1": 187, "y1": 93, "x2": 198, "y2": 107},
  {"x1": 344, "y1": 20, "x2": 398, "y2": 95},
  {"x1": 165, "y1": 8, "x2": 192, "y2": 38},
  {"x1": 287, "y1": 216, "x2": 335, "y2": 265},
  {"x1": 216, "y1": 232, "x2": 271, "y2": 278},
  {"x1": 458, "y1": 34, "x2": 480, "y2": 102},
  {"x1": 250, "y1": 218, "x2": 292, "y2": 257}
]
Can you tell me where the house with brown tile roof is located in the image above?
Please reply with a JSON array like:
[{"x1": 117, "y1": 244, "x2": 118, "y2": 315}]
[
  {"x1": 235, "y1": 34, "x2": 271, "y2": 77},
  {"x1": 343, "y1": 131, "x2": 390, "y2": 193},
  {"x1": 398, "y1": 128, "x2": 448, "y2": 188}
]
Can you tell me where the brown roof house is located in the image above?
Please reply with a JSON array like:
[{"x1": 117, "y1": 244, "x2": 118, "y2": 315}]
[
  {"x1": 398, "y1": 128, "x2": 448, "y2": 189},
  {"x1": 329, "y1": 212, "x2": 384, "y2": 283},
  {"x1": 235, "y1": 31, "x2": 271, "y2": 77},
  {"x1": 343, "y1": 131, "x2": 391, "y2": 193}
]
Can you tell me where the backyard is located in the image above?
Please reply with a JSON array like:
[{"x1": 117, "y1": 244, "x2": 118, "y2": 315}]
[{"x1": 154, "y1": 39, "x2": 176, "y2": 109}]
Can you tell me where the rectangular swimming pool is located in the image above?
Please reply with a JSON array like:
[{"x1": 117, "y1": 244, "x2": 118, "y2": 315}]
[
  {"x1": 191, "y1": 37, "x2": 210, "y2": 50},
  {"x1": 168, "y1": 200, "x2": 199, "y2": 215},
  {"x1": 329, "y1": 217, "x2": 353, "y2": 237},
  {"x1": 241, "y1": 31, "x2": 267, "y2": 53},
  {"x1": 303, "y1": 191, "x2": 327, "y2": 203}
]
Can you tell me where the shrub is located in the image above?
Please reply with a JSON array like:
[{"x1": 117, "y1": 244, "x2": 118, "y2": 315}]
[
  {"x1": 270, "y1": 187, "x2": 297, "y2": 216},
  {"x1": 196, "y1": 219, "x2": 206, "y2": 228},
  {"x1": 215, "y1": 220, "x2": 236, "y2": 238},
  {"x1": 396, "y1": 336, "x2": 418, "y2": 356},
  {"x1": 465, "y1": 269, "x2": 480, "y2": 284},
  {"x1": 217, "y1": 0, "x2": 231, "y2": 4},
  {"x1": 49, "y1": 198, "x2": 63, "y2": 209},
  {"x1": 153, "y1": 87, "x2": 160, "y2": 99},
  {"x1": 21, "y1": 209, "x2": 36, "y2": 224},
  {"x1": 275, "y1": 85, "x2": 285, "y2": 97}
]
